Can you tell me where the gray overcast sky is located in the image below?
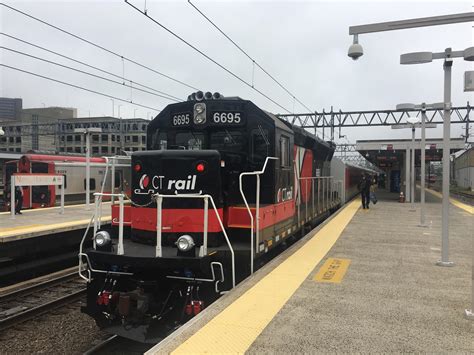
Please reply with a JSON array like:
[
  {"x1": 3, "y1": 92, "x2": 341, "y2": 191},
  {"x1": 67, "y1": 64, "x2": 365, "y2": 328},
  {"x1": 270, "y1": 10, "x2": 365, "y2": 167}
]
[{"x1": 1, "y1": 0, "x2": 473, "y2": 143}]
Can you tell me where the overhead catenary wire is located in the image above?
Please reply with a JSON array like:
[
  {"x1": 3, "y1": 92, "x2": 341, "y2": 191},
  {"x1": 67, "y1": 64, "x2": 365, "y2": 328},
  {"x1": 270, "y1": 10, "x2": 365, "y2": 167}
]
[
  {"x1": 187, "y1": 0, "x2": 313, "y2": 113},
  {"x1": 1, "y1": 46, "x2": 180, "y2": 102},
  {"x1": 1, "y1": 64, "x2": 162, "y2": 112},
  {"x1": 0, "y1": 2, "x2": 200, "y2": 92},
  {"x1": 0, "y1": 33, "x2": 182, "y2": 102},
  {"x1": 124, "y1": 0, "x2": 292, "y2": 114}
]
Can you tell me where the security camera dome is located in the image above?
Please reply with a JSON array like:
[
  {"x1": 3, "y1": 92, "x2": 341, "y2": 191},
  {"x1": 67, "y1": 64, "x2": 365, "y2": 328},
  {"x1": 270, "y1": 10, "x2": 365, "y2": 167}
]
[{"x1": 348, "y1": 43, "x2": 363, "y2": 60}]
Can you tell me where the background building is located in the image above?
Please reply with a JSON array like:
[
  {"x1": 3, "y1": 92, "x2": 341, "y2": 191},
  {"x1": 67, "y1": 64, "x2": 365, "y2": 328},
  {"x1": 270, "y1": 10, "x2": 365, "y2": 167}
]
[
  {"x1": 453, "y1": 147, "x2": 473, "y2": 191},
  {"x1": 0, "y1": 97, "x2": 23, "y2": 122},
  {"x1": 57, "y1": 117, "x2": 148, "y2": 155},
  {"x1": 0, "y1": 100, "x2": 148, "y2": 155}
]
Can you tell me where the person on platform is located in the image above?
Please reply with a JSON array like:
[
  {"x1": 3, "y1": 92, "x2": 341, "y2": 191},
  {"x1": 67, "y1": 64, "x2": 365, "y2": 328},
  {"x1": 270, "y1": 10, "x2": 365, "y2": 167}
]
[
  {"x1": 358, "y1": 174, "x2": 371, "y2": 209},
  {"x1": 14, "y1": 185, "x2": 23, "y2": 215},
  {"x1": 370, "y1": 177, "x2": 378, "y2": 205}
]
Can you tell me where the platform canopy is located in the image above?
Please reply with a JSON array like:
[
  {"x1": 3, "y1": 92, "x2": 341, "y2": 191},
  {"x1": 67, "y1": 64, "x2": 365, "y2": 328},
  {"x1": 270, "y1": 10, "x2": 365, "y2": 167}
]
[{"x1": 356, "y1": 138, "x2": 466, "y2": 169}]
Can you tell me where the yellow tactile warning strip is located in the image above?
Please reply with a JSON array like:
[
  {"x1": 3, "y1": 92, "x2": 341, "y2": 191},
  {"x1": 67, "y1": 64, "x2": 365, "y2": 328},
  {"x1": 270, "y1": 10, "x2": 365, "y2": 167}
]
[
  {"x1": 171, "y1": 198, "x2": 360, "y2": 354},
  {"x1": 0, "y1": 216, "x2": 111, "y2": 241},
  {"x1": 0, "y1": 224, "x2": 42, "y2": 232},
  {"x1": 0, "y1": 203, "x2": 85, "y2": 215},
  {"x1": 313, "y1": 258, "x2": 351, "y2": 283},
  {"x1": 425, "y1": 188, "x2": 473, "y2": 214},
  {"x1": 0, "y1": 201, "x2": 115, "y2": 215}
]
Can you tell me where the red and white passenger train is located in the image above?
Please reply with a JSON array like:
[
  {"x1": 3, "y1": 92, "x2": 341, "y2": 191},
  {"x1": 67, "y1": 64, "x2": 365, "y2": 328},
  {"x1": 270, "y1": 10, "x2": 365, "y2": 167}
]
[
  {"x1": 3, "y1": 154, "x2": 130, "y2": 210},
  {"x1": 79, "y1": 92, "x2": 373, "y2": 342}
]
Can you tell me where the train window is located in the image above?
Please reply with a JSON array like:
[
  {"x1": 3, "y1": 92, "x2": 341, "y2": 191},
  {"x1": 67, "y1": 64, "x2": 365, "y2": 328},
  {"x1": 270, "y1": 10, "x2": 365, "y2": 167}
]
[
  {"x1": 175, "y1": 131, "x2": 205, "y2": 150},
  {"x1": 84, "y1": 178, "x2": 96, "y2": 190},
  {"x1": 280, "y1": 136, "x2": 290, "y2": 167},
  {"x1": 251, "y1": 128, "x2": 269, "y2": 163},
  {"x1": 210, "y1": 130, "x2": 244, "y2": 153},
  {"x1": 150, "y1": 130, "x2": 167, "y2": 150}
]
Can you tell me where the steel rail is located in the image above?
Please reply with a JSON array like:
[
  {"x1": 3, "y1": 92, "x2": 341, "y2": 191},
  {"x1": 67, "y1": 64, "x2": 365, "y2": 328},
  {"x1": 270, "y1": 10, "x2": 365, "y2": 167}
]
[{"x1": 0, "y1": 272, "x2": 86, "y2": 331}]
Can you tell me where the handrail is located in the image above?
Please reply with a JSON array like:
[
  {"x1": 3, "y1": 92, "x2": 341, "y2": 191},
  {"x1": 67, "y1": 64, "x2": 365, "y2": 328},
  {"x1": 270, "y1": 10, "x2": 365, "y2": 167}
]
[
  {"x1": 298, "y1": 176, "x2": 337, "y2": 218},
  {"x1": 154, "y1": 192, "x2": 236, "y2": 288},
  {"x1": 78, "y1": 191, "x2": 127, "y2": 281},
  {"x1": 239, "y1": 157, "x2": 278, "y2": 274}
]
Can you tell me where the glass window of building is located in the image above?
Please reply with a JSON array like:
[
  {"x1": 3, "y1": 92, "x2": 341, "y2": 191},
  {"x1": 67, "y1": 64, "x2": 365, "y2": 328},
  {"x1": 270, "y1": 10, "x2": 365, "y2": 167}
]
[{"x1": 132, "y1": 136, "x2": 138, "y2": 143}]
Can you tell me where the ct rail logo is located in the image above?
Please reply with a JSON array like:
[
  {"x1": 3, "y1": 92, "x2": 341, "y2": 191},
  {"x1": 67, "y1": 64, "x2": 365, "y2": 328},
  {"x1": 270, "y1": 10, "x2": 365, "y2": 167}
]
[
  {"x1": 139, "y1": 174, "x2": 150, "y2": 189},
  {"x1": 134, "y1": 174, "x2": 201, "y2": 195}
]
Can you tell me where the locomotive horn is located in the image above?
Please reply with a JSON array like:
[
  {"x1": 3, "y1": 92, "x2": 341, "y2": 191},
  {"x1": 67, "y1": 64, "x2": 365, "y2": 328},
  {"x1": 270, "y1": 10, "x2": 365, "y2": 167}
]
[
  {"x1": 204, "y1": 91, "x2": 213, "y2": 100},
  {"x1": 195, "y1": 91, "x2": 204, "y2": 101},
  {"x1": 212, "y1": 92, "x2": 222, "y2": 99},
  {"x1": 187, "y1": 95, "x2": 193, "y2": 101},
  {"x1": 190, "y1": 92, "x2": 196, "y2": 101}
]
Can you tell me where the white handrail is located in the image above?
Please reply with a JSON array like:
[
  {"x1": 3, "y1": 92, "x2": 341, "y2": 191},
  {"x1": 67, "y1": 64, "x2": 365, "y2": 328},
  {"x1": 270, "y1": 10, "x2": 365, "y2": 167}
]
[
  {"x1": 154, "y1": 192, "x2": 236, "y2": 288},
  {"x1": 239, "y1": 157, "x2": 278, "y2": 275}
]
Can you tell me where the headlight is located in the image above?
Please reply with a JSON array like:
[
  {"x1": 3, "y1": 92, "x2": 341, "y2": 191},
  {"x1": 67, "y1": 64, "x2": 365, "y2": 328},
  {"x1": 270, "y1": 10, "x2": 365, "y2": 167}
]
[
  {"x1": 193, "y1": 103, "x2": 206, "y2": 124},
  {"x1": 176, "y1": 235, "x2": 195, "y2": 252},
  {"x1": 94, "y1": 230, "x2": 111, "y2": 250}
]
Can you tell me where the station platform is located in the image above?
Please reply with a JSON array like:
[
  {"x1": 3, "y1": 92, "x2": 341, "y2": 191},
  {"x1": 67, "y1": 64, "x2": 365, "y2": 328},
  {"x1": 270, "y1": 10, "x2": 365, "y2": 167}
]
[
  {"x1": 0, "y1": 203, "x2": 111, "y2": 243},
  {"x1": 148, "y1": 190, "x2": 473, "y2": 353}
]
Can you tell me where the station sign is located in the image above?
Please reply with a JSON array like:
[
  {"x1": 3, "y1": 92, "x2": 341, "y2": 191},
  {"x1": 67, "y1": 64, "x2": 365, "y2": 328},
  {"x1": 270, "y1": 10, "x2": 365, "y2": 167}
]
[{"x1": 14, "y1": 174, "x2": 64, "y2": 186}]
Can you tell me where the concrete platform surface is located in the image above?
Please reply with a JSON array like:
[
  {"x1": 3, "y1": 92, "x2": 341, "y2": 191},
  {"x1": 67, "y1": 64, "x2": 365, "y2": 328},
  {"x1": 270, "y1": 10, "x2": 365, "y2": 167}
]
[
  {"x1": 149, "y1": 190, "x2": 473, "y2": 354},
  {"x1": 0, "y1": 202, "x2": 111, "y2": 242}
]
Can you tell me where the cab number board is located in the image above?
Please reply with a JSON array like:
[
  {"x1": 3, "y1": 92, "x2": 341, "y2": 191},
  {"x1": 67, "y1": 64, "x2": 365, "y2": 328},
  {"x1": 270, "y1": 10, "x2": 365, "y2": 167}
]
[
  {"x1": 212, "y1": 112, "x2": 242, "y2": 124},
  {"x1": 172, "y1": 113, "x2": 190, "y2": 126}
]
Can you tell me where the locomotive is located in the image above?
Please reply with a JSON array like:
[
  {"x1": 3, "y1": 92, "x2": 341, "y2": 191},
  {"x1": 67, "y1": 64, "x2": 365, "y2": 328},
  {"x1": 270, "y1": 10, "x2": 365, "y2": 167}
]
[{"x1": 80, "y1": 92, "x2": 350, "y2": 342}]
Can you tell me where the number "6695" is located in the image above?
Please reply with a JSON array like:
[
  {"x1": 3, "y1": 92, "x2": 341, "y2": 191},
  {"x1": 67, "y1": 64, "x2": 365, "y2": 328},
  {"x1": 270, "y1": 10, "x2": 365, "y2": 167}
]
[
  {"x1": 213, "y1": 112, "x2": 241, "y2": 124},
  {"x1": 172, "y1": 114, "x2": 190, "y2": 125}
]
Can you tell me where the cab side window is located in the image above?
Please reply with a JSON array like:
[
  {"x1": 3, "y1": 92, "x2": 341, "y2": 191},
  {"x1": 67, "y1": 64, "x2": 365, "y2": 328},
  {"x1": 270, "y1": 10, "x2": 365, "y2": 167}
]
[{"x1": 280, "y1": 136, "x2": 290, "y2": 167}]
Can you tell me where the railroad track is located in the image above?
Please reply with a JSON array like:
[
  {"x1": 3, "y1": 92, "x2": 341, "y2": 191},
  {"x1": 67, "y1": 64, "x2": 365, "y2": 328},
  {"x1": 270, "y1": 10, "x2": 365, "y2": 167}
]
[
  {"x1": 82, "y1": 334, "x2": 154, "y2": 355},
  {"x1": 0, "y1": 271, "x2": 86, "y2": 332}
]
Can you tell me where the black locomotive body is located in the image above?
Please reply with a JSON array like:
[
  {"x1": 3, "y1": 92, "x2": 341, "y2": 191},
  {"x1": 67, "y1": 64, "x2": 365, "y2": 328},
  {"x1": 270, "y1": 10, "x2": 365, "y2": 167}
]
[{"x1": 80, "y1": 94, "x2": 339, "y2": 342}]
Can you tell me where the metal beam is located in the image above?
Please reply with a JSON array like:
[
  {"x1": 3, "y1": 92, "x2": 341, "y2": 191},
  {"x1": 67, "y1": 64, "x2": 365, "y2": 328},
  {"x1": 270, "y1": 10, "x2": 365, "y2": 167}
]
[
  {"x1": 278, "y1": 104, "x2": 471, "y2": 129},
  {"x1": 349, "y1": 12, "x2": 474, "y2": 35}
]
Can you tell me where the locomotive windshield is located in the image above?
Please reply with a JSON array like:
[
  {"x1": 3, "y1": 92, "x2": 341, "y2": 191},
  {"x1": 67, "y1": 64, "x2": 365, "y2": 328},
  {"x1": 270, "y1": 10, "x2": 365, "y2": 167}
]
[{"x1": 149, "y1": 128, "x2": 245, "y2": 154}]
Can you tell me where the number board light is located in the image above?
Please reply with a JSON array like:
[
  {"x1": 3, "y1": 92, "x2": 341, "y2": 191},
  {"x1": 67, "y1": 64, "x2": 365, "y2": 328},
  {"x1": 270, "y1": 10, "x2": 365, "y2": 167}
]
[{"x1": 212, "y1": 112, "x2": 242, "y2": 124}]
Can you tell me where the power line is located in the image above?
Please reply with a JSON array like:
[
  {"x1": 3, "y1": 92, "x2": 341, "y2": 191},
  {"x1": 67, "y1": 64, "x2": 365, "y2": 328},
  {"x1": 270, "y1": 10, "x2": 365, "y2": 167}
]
[
  {"x1": 1, "y1": 64, "x2": 162, "y2": 112},
  {"x1": 0, "y1": 2, "x2": 200, "y2": 92},
  {"x1": 187, "y1": 0, "x2": 313, "y2": 113},
  {"x1": 1, "y1": 46, "x2": 180, "y2": 102},
  {"x1": 125, "y1": 0, "x2": 292, "y2": 113},
  {"x1": 1, "y1": 32, "x2": 183, "y2": 102}
]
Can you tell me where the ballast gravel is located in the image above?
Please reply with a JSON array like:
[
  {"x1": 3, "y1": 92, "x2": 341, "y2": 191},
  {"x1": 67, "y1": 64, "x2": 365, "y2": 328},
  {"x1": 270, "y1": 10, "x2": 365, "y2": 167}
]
[{"x1": 0, "y1": 301, "x2": 108, "y2": 354}]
